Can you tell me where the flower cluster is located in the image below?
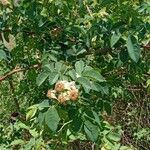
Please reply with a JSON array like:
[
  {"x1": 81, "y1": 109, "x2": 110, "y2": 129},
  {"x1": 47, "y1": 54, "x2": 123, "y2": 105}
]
[{"x1": 47, "y1": 80, "x2": 79, "y2": 104}]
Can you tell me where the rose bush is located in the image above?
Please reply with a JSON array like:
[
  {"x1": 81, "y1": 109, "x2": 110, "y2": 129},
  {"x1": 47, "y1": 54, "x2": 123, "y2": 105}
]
[{"x1": 0, "y1": 0, "x2": 149, "y2": 149}]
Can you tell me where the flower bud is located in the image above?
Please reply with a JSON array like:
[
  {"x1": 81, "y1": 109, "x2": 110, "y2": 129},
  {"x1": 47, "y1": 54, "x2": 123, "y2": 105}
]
[
  {"x1": 58, "y1": 92, "x2": 69, "y2": 104},
  {"x1": 55, "y1": 81, "x2": 66, "y2": 92},
  {"x1": 68, "y1": 89, "x2": 79, "y2": 101},
  {"x1": 47, "y1": 90, "x2": 57, "y2": 99}
]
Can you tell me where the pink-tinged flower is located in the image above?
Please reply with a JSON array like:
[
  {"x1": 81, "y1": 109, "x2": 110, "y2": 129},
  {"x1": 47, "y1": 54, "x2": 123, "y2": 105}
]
[
  {"x1": 55, "y1": 81, "x2": 66, "y2": 92},
  {"x1": 0, "y1": 0, "x2": 10, "y2": 5},
  {"x1": 58, "y1": 92, "x2": 69, "y2": 104},
  {"x1": 52, "y1": 80, "x2": 79, "y2": 103},
  {"x1": 68, "y1": 89, "x2": 79, "y2": 101},
  {"x1": 47, "y1": 90, "x2": 57, "y2": 99}
]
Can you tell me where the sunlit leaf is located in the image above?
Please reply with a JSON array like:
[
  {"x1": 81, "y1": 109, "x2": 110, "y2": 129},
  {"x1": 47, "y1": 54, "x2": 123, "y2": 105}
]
[
  {"x1": 83, "y1": 69, "x2": 105, "y2": 82},
  {"x1": 26, "y1": 107, "x2": 37, "y2": 120},
  {"x1": 36, "y1": 71, "x2": 49, "y2": 86},
  {"x1": 0, "y1": 50, "x2": 7, "y2": 60},
  {"x1": 75, "y1": 60, "x2": 85, "y2": 75},
  {"x1": 84, "y1": 120, "x2": 99, "y2": 141},
  {"x1": 45, "y1": 107, "x2": 60, "y2": 132},
  {"x1": 111, "y1": 32, "x2": 121, "y2": 47},
  {"x1": 127, "y1": 35, "x2": 141, "y2": 63}
]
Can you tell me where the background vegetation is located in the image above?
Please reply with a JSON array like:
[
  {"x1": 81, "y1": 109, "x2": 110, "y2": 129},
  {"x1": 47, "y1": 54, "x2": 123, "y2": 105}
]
[{"x1": 0, "y1": 0, "x2": 150, "y2": 149}]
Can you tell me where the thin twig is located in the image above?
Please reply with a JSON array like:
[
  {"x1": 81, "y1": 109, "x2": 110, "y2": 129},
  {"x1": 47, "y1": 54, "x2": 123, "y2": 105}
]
[
  {"x1": 85, "y1": 5, "x2": 93, "y2": 17},
  {"x1": 0, "y1": 64, "x2": 41, "y2": 82},
  {"x1": 58, "y1": 120, "x2": 73, "y2": 133},
  {"x1": 141, "y1": 44, "x2": 150, "y2": 50}
]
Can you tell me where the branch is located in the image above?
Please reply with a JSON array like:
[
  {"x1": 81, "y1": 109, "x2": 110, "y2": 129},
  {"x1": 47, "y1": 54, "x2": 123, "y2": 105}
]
[
  {"x1": 0, "y1": 64, "x2": 41, "y2": 82},
  {"x1": 86, "y1": 5, "x2": 93, "y2": 17},
  {"x1": 141, "y1": 44, "x2": 150, "y2": 50}
]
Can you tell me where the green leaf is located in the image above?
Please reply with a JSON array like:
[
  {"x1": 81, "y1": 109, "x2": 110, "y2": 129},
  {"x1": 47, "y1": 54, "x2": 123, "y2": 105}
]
[
  {"x1": 111, "y1": 32, "x2": 121, "y2": 47},
  {"x1": 84, "y1": 66, "x2": 93, "y2": 71},
  {"x1": 107, "y1": 132, "x2": 121, "y2": 142},
  {"x1": 68, "y1": 69, "x2": 77, "y2": 80},
  {"x1": 90, "y1": 82, "x2": 99, "y2": 91},
  {"x1": 0, "y1": 145, "x2": 7, "y2": 150},
  {"x1": 83, "y1": 69, "x2": 105, "y2": 82},
  {"x1": 127, "y1": 35, "x2": 141, "y2": 62},
  {"x1": 49, "y1": 72, "x2": 59, "y2": 85},
  {"x1": 43, "y1": 63, "x2": 55, "y2": 72},
  {"x1": 29, "y1": 129, "x2": 39, "y2": 138},
  {"x1": 23, "y1": 138, "x2": 35, "y2": 150},
  {"x1": 26, "y1": 107, "x2": 37, "y2": 120},
  {"x1": 112, "y1": 143, "x2": 121, "y2": 150},
  {"x1": 76, "y1": 49, "x2": 86, "y2": 55},
  {"x1": 0, "y1": 50, "x2": 7, "y2": 60},
  {"x1": 120, "y1": 146, "x2": 133, "y2": 150},
  {"x1": 84, "y1": 120, "x2": 99, "y2": 141},
  {"x1": 55, "y1": 61, "x2": 63, "y2": 72},
  {"x1": 10, "y1": 139, "x2": 25, "y2": 146},
  {"x1": 38, "y1": 100, "x2": 50, "y2": 110},
  {"x1": 38, "y1": 112, "x2": 45, "y2": 127},
  {"x1": 75, "y1": 60, "x2": 85, "y2": 75},
  {"x1": 17, "y1": 122, "x2": 30, "y2": 130},
  {"x1": 91, "y1": 82, "x2": 109, "y2": 94},
  {"x1": 55, "y1": 62, "x2": 67, "y2": 74},
  {"x1": 36, "y1": 71, "x2": 49, "y2": 86},
  {"x1": 45, "y1": 107, "x2": 60, "y2": 132},
  {"x1": 77, "y1": 77, "x2": 91, "y2": 90},
  {"x1": 146, "y1": 79, "x2": 150, "y2": 87},
  {"x1": 92, "y1": 110, "x2": 100, "y2": 125}
]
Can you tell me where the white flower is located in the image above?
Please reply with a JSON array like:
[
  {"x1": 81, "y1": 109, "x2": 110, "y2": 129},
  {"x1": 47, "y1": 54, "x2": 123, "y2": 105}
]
[
  {"x1": 58, "y1": 92, "x2": 70, "y2": 103},
  {"x1": 47, "y1": 90, "x2": 57, "y2": 99},
  {"x1": 47, "y1": 80, "x2": 79, "y2": 104},
  {"x1": 55, "y1": 80, "x2": 77, "y2": 91},
  {"x1": 64, "y1": 81, "x2": 76, "y2": 90}
]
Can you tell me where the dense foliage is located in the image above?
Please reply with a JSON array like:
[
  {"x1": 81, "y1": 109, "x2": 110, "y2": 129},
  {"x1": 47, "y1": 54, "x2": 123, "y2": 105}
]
[{"x1": 0, "y1": 0, "x2": 150, "y2": 149}]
